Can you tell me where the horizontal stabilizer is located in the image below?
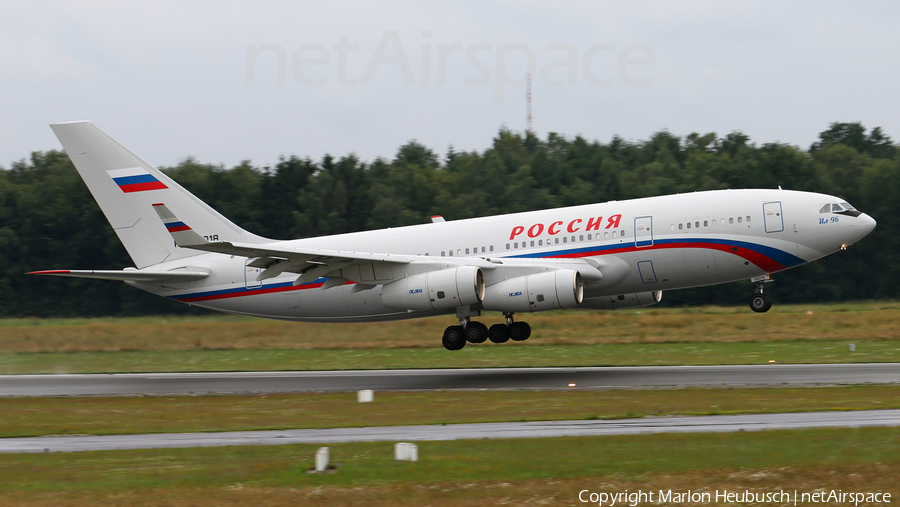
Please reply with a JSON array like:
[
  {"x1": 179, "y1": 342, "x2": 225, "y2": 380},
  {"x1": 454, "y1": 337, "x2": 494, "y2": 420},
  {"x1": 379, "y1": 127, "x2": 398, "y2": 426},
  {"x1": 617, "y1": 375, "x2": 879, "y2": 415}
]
[{"x1": 29, "y1": 269, "x2": 209, "y2": 282}]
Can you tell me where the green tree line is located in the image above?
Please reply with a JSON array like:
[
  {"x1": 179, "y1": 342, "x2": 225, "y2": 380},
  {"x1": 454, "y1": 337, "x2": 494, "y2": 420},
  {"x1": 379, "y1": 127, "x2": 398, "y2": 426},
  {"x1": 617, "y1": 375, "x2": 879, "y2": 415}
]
[{"x1": 0, "y1": 122, "x2": 896, "y2": 317}]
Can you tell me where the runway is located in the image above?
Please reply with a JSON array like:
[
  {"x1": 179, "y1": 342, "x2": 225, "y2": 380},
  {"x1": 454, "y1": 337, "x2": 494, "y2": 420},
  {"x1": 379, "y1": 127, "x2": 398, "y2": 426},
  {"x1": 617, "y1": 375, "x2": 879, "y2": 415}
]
[
  {"x1": 3, "y1": 409, "x2": 898, "y2": 453},
  {"x1": 1, "y1": 363, "x2": 898, "y2": 397}
]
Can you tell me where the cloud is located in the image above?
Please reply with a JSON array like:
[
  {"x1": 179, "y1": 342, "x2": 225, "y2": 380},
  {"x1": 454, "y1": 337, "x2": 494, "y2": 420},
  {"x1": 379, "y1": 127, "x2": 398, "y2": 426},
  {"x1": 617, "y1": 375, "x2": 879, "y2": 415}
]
[{"x1": 1, "y1": 1, "x2": 898, "y2": 169}]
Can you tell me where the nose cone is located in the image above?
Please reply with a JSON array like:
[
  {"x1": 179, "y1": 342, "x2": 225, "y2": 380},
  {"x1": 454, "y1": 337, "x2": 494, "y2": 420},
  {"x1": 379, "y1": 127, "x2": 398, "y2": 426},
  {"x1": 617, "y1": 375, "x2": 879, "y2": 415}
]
[
  {"x1": 860, "y1": 213, "x2": 877, "y2": 236},
  {"x1": 848, "y1": 213, "x2": 876, "y2": 245}
]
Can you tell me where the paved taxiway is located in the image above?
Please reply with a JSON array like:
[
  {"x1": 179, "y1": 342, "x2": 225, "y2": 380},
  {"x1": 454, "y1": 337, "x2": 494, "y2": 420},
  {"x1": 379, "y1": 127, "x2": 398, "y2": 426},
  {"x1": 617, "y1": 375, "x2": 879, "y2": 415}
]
[
  {"x1": 3, "y1": 409, "x2": 898, "y2": 453},
  {"x1": 1, "y1": 363, "x2": 898, "y2": 397}
]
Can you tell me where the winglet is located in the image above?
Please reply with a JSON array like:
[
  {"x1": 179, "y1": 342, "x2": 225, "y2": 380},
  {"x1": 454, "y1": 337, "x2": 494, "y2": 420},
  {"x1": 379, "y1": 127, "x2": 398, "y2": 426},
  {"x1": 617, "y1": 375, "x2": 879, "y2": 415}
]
[{"x1": 151, "y1": 203, "x2": 208, "y2": 247}]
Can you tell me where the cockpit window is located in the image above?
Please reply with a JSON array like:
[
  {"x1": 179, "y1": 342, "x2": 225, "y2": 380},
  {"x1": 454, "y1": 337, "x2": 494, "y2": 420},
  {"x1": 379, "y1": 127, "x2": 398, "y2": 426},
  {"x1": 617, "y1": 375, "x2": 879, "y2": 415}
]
[
  {"x1": 819, "y1": 204, "x2": 831, "y2": 213},
  {"x1": 840, "y1": 202, "x2": 856, "y2": 211},
  {"x1": 832, "y1": 203, "x2": 844, "y2": 212}
]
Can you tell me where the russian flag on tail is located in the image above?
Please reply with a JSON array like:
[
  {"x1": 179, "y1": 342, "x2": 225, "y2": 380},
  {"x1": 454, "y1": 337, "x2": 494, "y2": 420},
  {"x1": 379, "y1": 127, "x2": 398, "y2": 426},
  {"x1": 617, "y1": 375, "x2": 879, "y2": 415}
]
[{"x1": 107, "y1": 167, "x2": 168, "y2": 193}]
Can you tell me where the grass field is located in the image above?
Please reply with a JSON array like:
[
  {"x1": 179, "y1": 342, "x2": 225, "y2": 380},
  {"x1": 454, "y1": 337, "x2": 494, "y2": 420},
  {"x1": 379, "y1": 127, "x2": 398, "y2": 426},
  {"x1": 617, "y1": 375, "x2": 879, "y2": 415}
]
[
  {"x1": 0, "y1": 428, "x2": 897, "y2": 506},
  {"x1": 0, "y1": 339, "x2": 895, "y2": 374},
  {"x1": 1, "y1": 302, "x2": 898, "y2": 373},
  {"x1": 2, "y1": 385, "x2": 898, "y2": 438},
  {"x1": 3, "y1": 302, "x2": 899, "y2": 352},
  {"x1": 2, "y1": 304, "x2": 898, "y2": 505}
]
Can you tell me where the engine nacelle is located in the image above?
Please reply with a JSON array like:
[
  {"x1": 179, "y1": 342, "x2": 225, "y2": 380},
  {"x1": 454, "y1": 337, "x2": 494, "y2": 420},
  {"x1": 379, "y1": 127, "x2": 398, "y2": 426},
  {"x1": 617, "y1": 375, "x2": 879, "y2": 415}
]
[
  {"x1": 381, "y1": 266, "x2": 484, "y2": 311},
  {"x1": 580, "y1": 291, "x2": 663, "y2": 310},
  {"x1": 481, "y1": 269, "x2": 583, "y2": 313}
]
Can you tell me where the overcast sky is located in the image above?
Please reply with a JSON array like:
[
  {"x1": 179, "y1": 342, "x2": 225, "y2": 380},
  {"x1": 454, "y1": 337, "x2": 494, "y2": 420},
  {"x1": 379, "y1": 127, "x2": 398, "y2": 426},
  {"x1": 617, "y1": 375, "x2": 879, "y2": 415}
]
[{"x1": 2, "y1": 1, "x2": 898, "y2": 169}]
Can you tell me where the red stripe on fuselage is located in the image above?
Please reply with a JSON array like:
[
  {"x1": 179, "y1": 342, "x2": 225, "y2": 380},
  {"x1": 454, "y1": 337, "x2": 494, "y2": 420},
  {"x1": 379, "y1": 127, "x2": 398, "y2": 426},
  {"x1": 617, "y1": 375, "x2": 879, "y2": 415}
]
[
  {"x1": 550, "y1": 241, "x2": 787, "y2": 273},
  {"x1": 174, "y1": 280, "x2": 356, "y2": 303}
]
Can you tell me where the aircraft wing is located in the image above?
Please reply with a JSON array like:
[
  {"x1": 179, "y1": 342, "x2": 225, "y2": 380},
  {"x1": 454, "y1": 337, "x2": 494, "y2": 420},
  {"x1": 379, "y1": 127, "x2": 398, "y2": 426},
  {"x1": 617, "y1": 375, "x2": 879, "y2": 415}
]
[
  {"x1": 184, "y1": 239, "x2": 417, "y2": 266},
  {"x1": 151, "y1": 202, "x2": 500, "y2": 286},
  {"x1": 29, "y1": 269, "x2": 209, "y2": 282},
  {"x1": 150, "y1": 203, "x2": 602, "y2": 287}
]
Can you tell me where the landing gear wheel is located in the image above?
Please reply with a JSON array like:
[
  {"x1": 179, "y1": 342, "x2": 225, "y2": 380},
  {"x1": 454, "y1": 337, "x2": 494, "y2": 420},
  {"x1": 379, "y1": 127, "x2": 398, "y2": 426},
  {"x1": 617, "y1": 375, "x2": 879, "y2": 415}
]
[
  {"x1": 749, "y1": 293, "x2": 772, "y2": 313},
  {"x1": 509, "y1": 322, "x2": 532, "y2": 341},
  {"x1": 465, "y1": 321, "x2": 489, "y2": 343},
  {"x1": 488, "y1": 323, "x2": 510, "y2": 343},
  {"x1": 442, "y1": 325, "x2": 466, "y2": 350}
]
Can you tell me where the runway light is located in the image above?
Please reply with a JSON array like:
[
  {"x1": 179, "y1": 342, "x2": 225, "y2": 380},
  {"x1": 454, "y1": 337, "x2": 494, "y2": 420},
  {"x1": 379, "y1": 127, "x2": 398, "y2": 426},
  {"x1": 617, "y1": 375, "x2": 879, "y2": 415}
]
[
  {"x1": 768, "y1": 360, "x2": 776, "y2": 363},
  {"x1": 568, "y1": 383, "x2": 576, "y2": 387}
]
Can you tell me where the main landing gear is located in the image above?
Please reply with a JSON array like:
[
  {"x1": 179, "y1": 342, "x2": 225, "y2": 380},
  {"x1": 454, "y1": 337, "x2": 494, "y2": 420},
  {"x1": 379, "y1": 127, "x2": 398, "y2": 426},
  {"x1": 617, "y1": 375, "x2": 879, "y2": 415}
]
[
  {"x1": 749, "y1": 278, "x2": 773, "y2": 313},
  {"x1": 442, "y1": 313, "x2": 532, "y2": 351}
]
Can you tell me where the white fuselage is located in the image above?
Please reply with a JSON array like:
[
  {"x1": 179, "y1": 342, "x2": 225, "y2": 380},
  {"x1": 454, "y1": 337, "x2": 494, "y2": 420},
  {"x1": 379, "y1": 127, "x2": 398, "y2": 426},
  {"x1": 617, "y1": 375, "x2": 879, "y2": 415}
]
[{"x1": 132, "y1": 189, "x2": 876, "y2": 322}]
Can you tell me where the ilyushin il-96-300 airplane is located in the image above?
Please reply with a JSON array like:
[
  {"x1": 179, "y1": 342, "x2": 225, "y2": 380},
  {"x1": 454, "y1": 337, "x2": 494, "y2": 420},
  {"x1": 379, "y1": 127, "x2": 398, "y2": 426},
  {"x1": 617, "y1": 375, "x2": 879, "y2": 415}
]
[{"x1": 33, "y1": 121, "x2": 877, "y2": 350}]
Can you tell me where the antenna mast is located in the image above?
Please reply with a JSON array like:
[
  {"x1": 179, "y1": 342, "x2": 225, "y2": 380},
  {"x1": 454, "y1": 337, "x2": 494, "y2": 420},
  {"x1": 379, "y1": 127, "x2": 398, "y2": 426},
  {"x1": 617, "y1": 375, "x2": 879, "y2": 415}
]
[{"x1": 526, "y1": 72, "x2": 533, "y2": 135}]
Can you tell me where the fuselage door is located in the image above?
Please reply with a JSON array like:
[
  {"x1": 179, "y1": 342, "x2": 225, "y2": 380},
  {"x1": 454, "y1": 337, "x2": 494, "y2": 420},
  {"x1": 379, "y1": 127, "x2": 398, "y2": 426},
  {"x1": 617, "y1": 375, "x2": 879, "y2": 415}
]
[
  {"x1": 634, "y1": 216, "x2": 653, "y2": 248},
  {"x1": 763, "y1": 202, "x2": 784, "y2": 233},
  {"x1": 245, "y1": 258, "x2": 262, "y2": 288},
  {"x1": 637, "y1": 260, "x2": 658, "y2": 283}
]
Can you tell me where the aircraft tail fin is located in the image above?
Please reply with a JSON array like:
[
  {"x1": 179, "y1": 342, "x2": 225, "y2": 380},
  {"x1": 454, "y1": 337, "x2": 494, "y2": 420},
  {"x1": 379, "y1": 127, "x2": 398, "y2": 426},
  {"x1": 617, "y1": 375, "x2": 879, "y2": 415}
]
[{"x1": 50, "y1": 121, "x2": 269, "y2": 268}]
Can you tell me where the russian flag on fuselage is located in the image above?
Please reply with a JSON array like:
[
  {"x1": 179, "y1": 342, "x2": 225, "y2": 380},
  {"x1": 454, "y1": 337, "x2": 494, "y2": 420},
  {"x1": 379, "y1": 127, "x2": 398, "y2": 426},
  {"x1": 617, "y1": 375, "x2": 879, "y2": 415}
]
[{"x1": 107, "y1": 167, "x2": 168, "y2": 193}]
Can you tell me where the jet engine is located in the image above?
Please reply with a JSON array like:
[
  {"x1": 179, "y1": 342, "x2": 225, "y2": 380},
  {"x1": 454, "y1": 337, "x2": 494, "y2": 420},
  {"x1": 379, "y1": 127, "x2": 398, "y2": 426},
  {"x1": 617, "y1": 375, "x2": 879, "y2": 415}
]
[
  {"x1": 381, "y1": 266, "x2": 484, "y2": 311},
  {"x1": 481, "y1": 269, "x2": 583, "y2": 313},
  {"x1": 580, "y1": 291, "x2": 663, "y2": 310}
]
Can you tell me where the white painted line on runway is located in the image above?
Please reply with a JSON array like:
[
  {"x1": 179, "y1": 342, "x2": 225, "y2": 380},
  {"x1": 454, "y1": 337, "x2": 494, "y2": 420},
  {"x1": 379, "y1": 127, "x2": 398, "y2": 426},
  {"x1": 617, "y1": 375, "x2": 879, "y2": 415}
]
[{"x1": 2, "y1": 409, "x2": 898, "y2": 453}]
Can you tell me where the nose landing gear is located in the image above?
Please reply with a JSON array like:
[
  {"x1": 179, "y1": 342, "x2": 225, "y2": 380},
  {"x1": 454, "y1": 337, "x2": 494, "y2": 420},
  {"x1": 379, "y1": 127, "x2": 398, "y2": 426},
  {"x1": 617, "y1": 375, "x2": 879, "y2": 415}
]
[
  {"x1": 442, "y1": 313, "x2": 531, "y2": 350},
  {"x1": 749, "y1": 278, "x2": 773, "y2": 313}
]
